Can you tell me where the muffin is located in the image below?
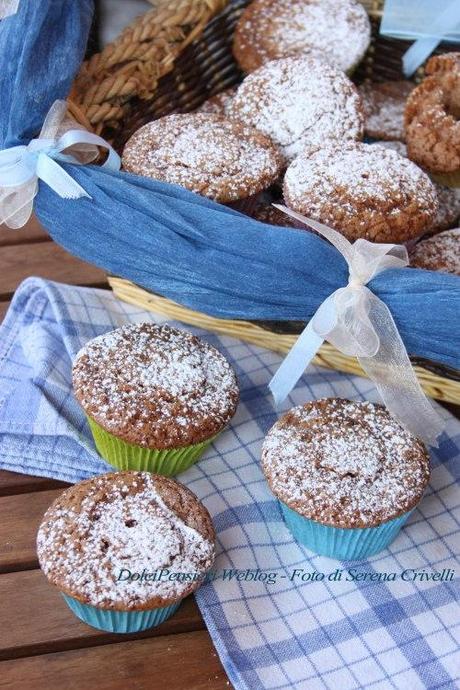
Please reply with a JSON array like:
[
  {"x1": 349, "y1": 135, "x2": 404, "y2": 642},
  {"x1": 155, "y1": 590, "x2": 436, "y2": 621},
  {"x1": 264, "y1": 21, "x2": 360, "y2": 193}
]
[
  {"x1": 233, "y1": 0, "x2": 371, "y2": 74},
  {"x1": 261, "y1": 399, "x2": 430, "y2": 559},
  {"x1": 73, "y1": 323, "x2": 239, "y2": 475},
  {"x1": 37, "y1": 472, "x2": 215, "y2": 632},
  {"x1": 359, "y1": 80, "x2": 414, "y2": 141},
  {"x1": 373, "y1": 141, "x2": 460, "y2": 233},
  {"x1": 196, "y1": 87, "x2": 237, "y2": 115},
  {"x1": 284, "y1": 142, "x2": 438, "y2": 242},
  {"x1": 122, "y1": 112, "x2": 282, "y2": 203},
  {"x1": 405, "y1": 53, "x2": 460, "y2": 184},
  {"x1": 410, "y1": 228, "x2": 460, "y2": 276},
  {"x1": 228, "y1": 55, "x2": 364, "y2": 162}
]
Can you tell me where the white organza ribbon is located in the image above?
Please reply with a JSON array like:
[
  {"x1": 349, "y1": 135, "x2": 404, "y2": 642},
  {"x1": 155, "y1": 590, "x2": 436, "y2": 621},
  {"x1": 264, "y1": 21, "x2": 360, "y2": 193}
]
[
  {"x1": 0, "y1": 0, "x2": 19, "y2": 19},
  {"x1": 402, "y1": 0, "x2": 460, "y2": 76},
  {"x1": 269, "y1": 206, "x2": 445, "y2": 446},
  {"x1": 0, "y1": 100, "x2": 120, "y2": 229}
]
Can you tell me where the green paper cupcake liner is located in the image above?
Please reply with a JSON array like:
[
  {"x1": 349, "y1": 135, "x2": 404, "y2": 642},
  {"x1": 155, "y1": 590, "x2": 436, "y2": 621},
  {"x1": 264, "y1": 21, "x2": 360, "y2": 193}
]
[
  {"x1": 87, "y1": 416, "x2": 217, "y2": 476},
  {"x1": 280, "y1": 501, "x2": 415, "y2": 560},
  {"x1": 62, "y1": 594, "x2": 181, "y2": 633}
]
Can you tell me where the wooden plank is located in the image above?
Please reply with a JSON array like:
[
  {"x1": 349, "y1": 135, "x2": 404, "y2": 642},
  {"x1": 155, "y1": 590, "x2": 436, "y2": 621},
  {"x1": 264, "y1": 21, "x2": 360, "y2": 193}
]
[
  {"x1": 0, "y1": 489, "x2": 62, "y2": 572},
  {"x1": 0, "y1": 217, "x2": 49, "y2": 247},
  {"x1": 0, "y1": 301, "x2": 9, "y2": 323},
  {"x1": 0, "y1": 471, "x2": 69, "y2": 498},
  {"x1": 0, "y1": 569, "x2": 204, "y2": 661},
  {"x1": 0, "y1": 243, "x2": 107, "y2": 299},
  {"x1": 0, "y1": 630, "x2": 229, "y2": 690}
]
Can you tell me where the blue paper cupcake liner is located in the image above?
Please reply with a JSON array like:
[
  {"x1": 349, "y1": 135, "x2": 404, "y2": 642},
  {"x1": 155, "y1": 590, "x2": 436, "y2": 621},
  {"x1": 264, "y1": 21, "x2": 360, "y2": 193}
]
[
  {"x1": 62, "y1": 594, "x2": 181, "y2": 633},
  {"x1": 280, "y1": 501, "x2": 414, "y2": 560}
]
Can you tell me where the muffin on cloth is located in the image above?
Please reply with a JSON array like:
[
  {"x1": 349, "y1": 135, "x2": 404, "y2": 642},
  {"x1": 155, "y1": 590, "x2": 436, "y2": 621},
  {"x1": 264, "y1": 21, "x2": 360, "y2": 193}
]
[
  {"x1": 196, "y1": 87, "x2": 237, "y2": 116},
  {"x1": 228, "y1": 55, "x2": 363, "y2": 162},
  {"x1": 261, "y1": 399, "x2": 430, "y2": 560},
  {"x1": 283, "y1": 141, "x2": 438, "y2": 242},
  {"x1": 359, "y1": 80, "x2": 414, "y2": 141},
  {"x1": 233, "y1": 0, "x2": 371, "y2": 74},
  {"x1": 122, "y1": 112, "x2": 282, "y2": 203},
  {"x1": 373, "y1": 141, "x2": 460, "y2": 234},
  {"x1": 37, "y1": 472, "x2": 215, "y2": 632},
  {"x1": 410, "y1": 228, "x2": 460, "y2": 276},
  {"x1": 405, "y1": 53, "x2": 460, "y2": 184},
  {"x1": 73, "y1": 323, "x2": 239, "y2": 475}
]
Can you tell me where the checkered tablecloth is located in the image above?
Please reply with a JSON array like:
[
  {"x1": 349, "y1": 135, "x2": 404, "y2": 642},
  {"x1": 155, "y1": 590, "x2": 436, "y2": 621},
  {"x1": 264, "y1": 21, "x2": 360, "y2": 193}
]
[{"x1": 0, "y1": 277, "x2": 458, "y2": 690}]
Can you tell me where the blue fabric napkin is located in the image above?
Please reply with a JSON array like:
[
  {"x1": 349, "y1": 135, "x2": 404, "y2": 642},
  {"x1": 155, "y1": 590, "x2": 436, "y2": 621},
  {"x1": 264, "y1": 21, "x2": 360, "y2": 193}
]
[{"x1": 0, "y1": 277, "x2": 458, "y2": 690}]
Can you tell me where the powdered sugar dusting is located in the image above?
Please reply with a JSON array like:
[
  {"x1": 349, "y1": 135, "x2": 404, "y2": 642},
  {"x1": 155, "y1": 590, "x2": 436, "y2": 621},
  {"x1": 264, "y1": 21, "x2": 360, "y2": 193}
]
[
  {"x1": 262, "y1": 399, "x2": 430, "y2": 528},
  {"x1": 122, "y1": 113, "x2": 282, "y2": 202},
  {"x1": 284, "y1": 141, "x2": 438, "y2": 242},
  {"x1": 228, "y1": 55, "x2": 363, "y2": 161},
  {"x1": 37, "y1": 473, "x2": 215, "y2": 608},
  {"x1": 411, "y1": 228, "x2": 460, "y2": 275},
  {"x1": 234, "y1": 0, "x2": 371, "y2": 73},
  {"x1": 73, "y1": 323, "x2": 239, "y2": 448}
]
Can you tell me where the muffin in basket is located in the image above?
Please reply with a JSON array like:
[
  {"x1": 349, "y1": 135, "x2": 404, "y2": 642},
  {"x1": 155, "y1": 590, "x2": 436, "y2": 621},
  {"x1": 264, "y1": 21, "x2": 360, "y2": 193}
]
[
  {"x1": 233, "y1": 0, "x2": 371, "y2": 74},
  {"x1": 283, "y1": 141, "x2": 438, "y2": 242},
  {"x1": 261, "y1": 399, "x2": 430, "y2": 560},
  {"x1": 73, "y1": 323, "x2": 239, "y2": 476},
  {"x1": 122, "y1": 112, "x2": 283, "y2": 212},
  {"x1": 228, "y1": 54, "x2": 364, "y2": 163},
  {"x1": 37, "y1": 472, "x2": 215, "y2": 633}
]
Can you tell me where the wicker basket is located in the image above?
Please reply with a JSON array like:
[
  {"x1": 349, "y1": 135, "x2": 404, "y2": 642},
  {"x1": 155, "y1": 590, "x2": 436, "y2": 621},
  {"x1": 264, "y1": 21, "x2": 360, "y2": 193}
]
[{"x1": 70, "y1": 0, "x2": 460, "y2": 404}]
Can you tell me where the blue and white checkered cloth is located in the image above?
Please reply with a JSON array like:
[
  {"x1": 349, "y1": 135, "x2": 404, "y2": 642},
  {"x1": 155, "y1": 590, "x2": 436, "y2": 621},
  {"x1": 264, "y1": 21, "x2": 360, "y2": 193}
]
[{"x1": 0, "y1": 277, "x2": 459, "y2": 690}]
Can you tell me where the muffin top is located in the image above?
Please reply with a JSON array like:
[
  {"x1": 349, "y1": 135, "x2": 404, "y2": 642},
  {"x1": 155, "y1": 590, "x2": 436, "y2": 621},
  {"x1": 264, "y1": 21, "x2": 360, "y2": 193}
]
[
  {"x1": 227, "y1": 55, "x2": 363, "y2": 162},
  {"x1": 37, "y1": 472, "x2": 215, "y2": 610},
  {"x1": 261, "y1": 399, "x2": 430, "y2": 529},
  {"x1": 233, "y1": 0, "x2": 371, "y2": 74},
  {"x1": 359, "y1": 80, "x2": 414, "y2": 141},
  {"x1": 411, "y1": 228, "x2": 460, "y2": 276},
  {"x1": 122, "y1": 112, "x2": 282, "y2": 202},
  {"x1": 283, "y1": 142, "x2": 438, "y2": 242},
  {"x1": 73, "y1": 323, "x2": 239, "y2": 448}
]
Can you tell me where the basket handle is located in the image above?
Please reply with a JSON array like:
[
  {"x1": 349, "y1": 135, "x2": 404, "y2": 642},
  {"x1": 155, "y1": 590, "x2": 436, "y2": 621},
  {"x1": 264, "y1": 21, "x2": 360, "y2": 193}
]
[{"x1": 68, "y1": 0, "x2": 228, "y2": 136}]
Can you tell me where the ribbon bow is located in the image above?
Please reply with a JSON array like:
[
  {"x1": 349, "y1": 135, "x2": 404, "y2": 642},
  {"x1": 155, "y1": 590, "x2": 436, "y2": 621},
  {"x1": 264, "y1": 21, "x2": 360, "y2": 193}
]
[
  {"x1": 0, "y1": 100, "x2": 120, "y2": 229},
  {"x1": 269, "y1": 206, "x2": 444, "y2": 446},
  {"x1": 380, "y1": 0, "x2": 460, "y2": 77}
]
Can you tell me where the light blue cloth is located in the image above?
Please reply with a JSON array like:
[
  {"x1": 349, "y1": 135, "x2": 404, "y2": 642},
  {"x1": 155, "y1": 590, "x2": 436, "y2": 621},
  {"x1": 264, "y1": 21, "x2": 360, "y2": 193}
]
[{"x1": 0, "y1": 277, "x2": 459, "y2": 690}]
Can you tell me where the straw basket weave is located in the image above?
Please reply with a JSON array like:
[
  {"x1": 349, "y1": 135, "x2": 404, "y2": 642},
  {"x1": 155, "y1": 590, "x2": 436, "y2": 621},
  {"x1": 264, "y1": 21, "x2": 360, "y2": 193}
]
[{"x1": 69, "y1": 0, "x2": 460, "y2": 404}]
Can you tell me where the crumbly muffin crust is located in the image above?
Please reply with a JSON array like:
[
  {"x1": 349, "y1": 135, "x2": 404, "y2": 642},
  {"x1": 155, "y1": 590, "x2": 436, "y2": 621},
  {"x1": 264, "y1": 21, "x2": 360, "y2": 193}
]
[
  {"x1": 360, "y1": 80, "x2": 414, "y2": 141},
  {"x1": 227, "y1": 55, "x2": 363, "y2": 162},
  {"x1": 233, "y1": 0, "x2": 371, "y2": 74},
  {"x1": 73, "y1": 323, "x2": 239, "y2": 448},
  {"x1": 37, "y1": 472, "x2": 216, "y2": 610},
  {"x1": 411, "y1": 228, "x2": 460, "y2": 275},
  {"x1": 284, "y1": 142, "x2": 438, "y2": 242},
  {"x1": 122, "y1": 113, "x2": 282, "y2": 202},
  {"x1": 262, "y1": 399, "x2": 430, "y2": 529},
  {"x1": 405, "y1": 52, "x2": 460, "y2": 173}
]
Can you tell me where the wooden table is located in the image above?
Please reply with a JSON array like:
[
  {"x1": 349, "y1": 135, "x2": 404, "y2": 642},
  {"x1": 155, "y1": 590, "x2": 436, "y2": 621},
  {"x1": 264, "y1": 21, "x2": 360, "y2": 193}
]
[{"x1": 0, "y1": 218, "x2": 230, "y2": 689}]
